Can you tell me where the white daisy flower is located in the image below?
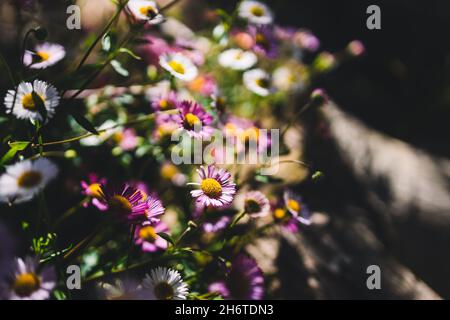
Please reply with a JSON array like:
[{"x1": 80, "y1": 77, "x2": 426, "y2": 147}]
[
  {"x1": 4, "y1": 80, "x2": 60, "y2": 122},
  {"x1": 272, "y1": 66, "x2": 304, "y2": 91},
  {"x1": 23, "y1": 43, "x2": 66, "y2": 69},
  {"x1": 243, "y1": 68, "x2": 271, "y2": 96},
  {"x1": 238, "y1": 1, "x2": 274, "y2": 25},
  {"x1": 218, "y1": 48, "x2": 257, "y2": 70},
  {"x1": 159, "y1": 53, "x2": 198, "y2": 82},
  {"x1": 143, "y1": 267, "x2": 189, "y2": 300},
  {"x1": 0, "y1": 158, "x2": 58, "y2": 204},
  {"x1": 127, "y1": 0, "x2": 165, "y2": 25}
]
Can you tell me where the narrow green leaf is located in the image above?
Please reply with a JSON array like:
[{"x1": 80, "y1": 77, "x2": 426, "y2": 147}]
[
  {"x1": 157, "y1": 232, "x2": 175, "y2": 246},
  {"x1": 31, "y1": 91, "x2": 47, "y2": 122},
  {"x1": 118, "y1": 47, "x2": 142, "y2": 60},
  {"x1": 0, "y1": 141, "x2": 30, "y2": 166},
  {"x1": 70, "y1": 113, "x2": 99, "y2": 135}
]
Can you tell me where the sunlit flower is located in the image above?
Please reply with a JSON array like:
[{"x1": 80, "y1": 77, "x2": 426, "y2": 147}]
[
  {"x1": 143, "y1": 267, "x2": 189, "y2": 300},
  {"x1": 188, "y1": 74, "x2": 217, "y2": 96},
  {"x1": 98, "y1": 184, "x2": 149, "y2": 222},
  {"x1": 243, "y1": 69, "x2": 271, "y2": 96},
  {"x1": 249, "y1": 25, "x2": 278, "y2": 58},
  {"x1": 272, "y1": 65, "x2": 304, "y2": 91},
  {"x1": 4, "y1": 80, "x2": 60, "y2": 122},
  {"x1": 142, "y1": 194, "x2": 165, "y2": 223},
  {"x1": 127, "y1": 0, "x2": 164, "y2": 25},
  {"x1": 242, "y1": 191, "x2": 270, "y2": 218},
  {"x1": 1, "y1": 257, "x2": 55, "y2": 300},
  {"x1": 190, "y1": 165, "x2": 236, "y2": 208},
  {"x1": 0, "y1": 158, "x2": 58, "y2": 204},
  {"x1": 272, "y1": 207, "x2": 299, "y2": 233},
  {"x1": 81, "y1": 173, "x2": 108, "y2": 211},
  {"x1": 23, "y1": 43, "x2": 65, "y2": 69},
  {"x1": 218, "y1": 48, "x2": 257, "y2": 70},
  {"x1": 159, "y1": 53, "x2": 198, "y2": 81},
  {"x1": 134, "y1": 221, "x2": 169, "y2": 252},
  {"x1": 150, "y1": 90, "x2": 178, "y2": 112},
  {"x1": 209, "y1": 255, "x2": 264, "y2": 300},
  {"x1": 283, "y1": 190, "x2": 311, "y2": 225},
  {"x1": 174, "y1": 100, "x2": 214, "y2": 139},
  {"x1": 238, "y1": 1, "x2": 273, "y2": 25}
]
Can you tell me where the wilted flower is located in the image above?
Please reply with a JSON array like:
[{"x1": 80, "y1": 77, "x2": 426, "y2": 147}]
[
  {"x1": 1, "y1": 257, "x2": 55, "y2": 300},
  {"x1": 209, "y1": 255, "x2": 264, "y2": 300},
  {"x1": 23, "y1": 43, "x2": 65, "y2": 69},
  {"x1": 159, "y1": 53, "x2": 198, "y2": 81},
  {"x1": 238, "y1": 1, "x2": 274, "y2": 25},
  {"x1": 243, "y1": 68, "x2": 271, "y2": 96},
  {"x1": 4, "y1": 80, "x2": 60, "y2": 122},
  {"x1": 190, "y1": 165, "x2": 236, "y2": 208},
  {"x1": 0, "y1": 158, "x2": 58, "y2": 204},
  {"x1": 134, "y1": 221, "x2": 169, "y2": 252},
  {"x1": 218, "y1": 48, "x2": 257, "y2": 70},
  {"x1": 143, "y1": 267, "x2": 189, "y2": 300}
]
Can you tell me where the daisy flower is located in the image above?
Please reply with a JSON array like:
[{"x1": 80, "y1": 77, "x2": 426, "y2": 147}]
[
  {"x1": 238, "y1": 1, "x2": 274, "y2": 25},
  {"x1": 174, "y1": 100, "x2": 214, "y2": 139},
  {"x1": 0, "y1": 158, "x2": 58, "y2": 204},
  {"x1": 160, "y1": 162, "x2": 186, "y2": 186},
  {"x1": 243, "y1": 69, "x2": 271, "y2": 96},
  {"x1": 242, "y1": 191, "x2": 270, "y2": 218},
  {"x1": 98, "y1": 184, "x2": 149, "y2": 223},
  {"x1": 150, "y1": 90, "x2": 178, "y2": 112},
  {"x1": 249, "y1": 25, "x2": 278, "y2": 58},
  {"x1": 141, "y1": 194, "x2": 165, "y2": 223},
  {"x1": 152, "y1": 113, "x2": 180, "y2": 142},
  {"x1": 159, "y1": 53, "x2": 198, "y2": 81},
  {"x1": 209, "y1": 255, "x2": 264, "y2": 300},
  {"x1": 143, "y1": 267, "x2": 189, "y2": 300},
  {"x1": 127, "y1": 0, "x2": 164, "y2": 25},
  {"x1": 4, "y1": 80, "x2": 60, "y2": 122},
  {"x1": 272, "y1": 207, "x2": 300, "y2": 233},
  {"x1": 272, "y1": 65, "x2": 304, "y2": 92},
  {"x1": 1, "y1": 257, "x2": 55, "y2": 300},
  {"x1": 99, "y1": 278, "x2": 153, "y2": 300},
  {"x1": 81, "y1": 173, "x2": 108, "y2": 211},
  {"x1": 23, "y1": 42, "x2": 65, "y2": 69},
  {"x1": 134, "y1": 221, "x2": 169, "y2": 252},
  {"x1": 190, "y1": 165, "x2": 236, "y2": 208},
  {"x1": 283, "y1": 190, "x2": 311, "y2": 225},
  {"x1": 218, "y1": 48, "x2": 257, "y2": 70}
]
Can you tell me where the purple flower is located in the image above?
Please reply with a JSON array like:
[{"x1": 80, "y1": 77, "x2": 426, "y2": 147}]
[
  {"x1": 141, "y1": 194, "x2": 165, "y2": 223},
  {"x1": 283, "y1": 190, "x2": 311, "y2": 225},
  {"x1": 150, "y1": 90, "x2": 178, "y2": 112},
  {"x1": 249, "y1": 25, "x2": 278, "y2": 58},
  {"x1": 209, "y1": 255, "x2": 264, "y2": 300},
  {"x1": 203, "y1": 215, "x2": 232, "y2": 233},
  {"x1": 81, "y1": 174, "x2": 108, "y2": 211},
  {"x1": 190, "y1": 165, "x2": 236, "y2": 208},
  {"x1": 98, "y1": 184, "x2": 149, "y2": 223},
  {"x1": 134, "y1": 221, "x2": 169, "y2": 252},
  {"x1": 1, "y1": 257, "x2": 55, "y2": 300},
  {"x1": 174, "y1": 100, "x2": 214, "y2": 139},
  {"x1": 242, "y1": 191, "x2": 270, "y2": 218}
]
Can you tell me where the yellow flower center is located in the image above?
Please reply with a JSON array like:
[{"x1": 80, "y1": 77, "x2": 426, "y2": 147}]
[
  {"x1": 88, "y1": 183, "x2": 103, "y2": 198},
  {"x1": 109, "y1": 195, "x2": 132, "y2": 214},
  {"x1": 154, "y1": 282, "x2": 175, "y2": 300},
  {"x1": 287, "y1": 199, "x2": 301, "y2": 212},
  {"x1": 139, "y1": 5, "x2": 158, "y2": 18},
  {"x1": 256, "y1": 77, "x2": 270, "y2": 89},
  {"x1": 17, "y1": 170, "x2": 43, "y2": 188},
  {"x1": 139, "y1": 225, "x2": 158, "y2": 242},
  {"x1": 161, "y1": 163, "x2": 179, "y2": 180},
  {"x1": 244, "y1": 199, "x2": 261, "y2": 214},
  {"x1": 250, "y1": 5, "x2": 265, "y2": 17},
  {"x1": 13, "y1": 273, "x2": 41, "y2": 297},
  {"x1": 201, "y1": 178, "x2": 222, "y2": 198},
  {"x1": 274, "y1": 208, "x2": 287, "y2": 220},
  {"x1": 184, "y1": 113, "x2": 201, "y2": 128},
  {"x1": 36, "y1": 51, "x2": 50, "y2": 62},
  {"x1": 167, "y1": 60, "x2": 185, "y2": 75},
  {"x1": 22, "y1": 93, "x2": 45, "y2": 111}
]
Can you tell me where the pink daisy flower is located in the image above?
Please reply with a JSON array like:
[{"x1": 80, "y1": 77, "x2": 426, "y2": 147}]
[
  {"x1": 243, "y1": 191, "x2": 270, "y2": 218},
  {"x1": 283, "y1": 190, "x2": 311, "y2": 225},
  {"x1": 190, "y1": 165, "x2": 236, "y2": 208},
  {"x1": 81, "y1": 173, "x2": 108, "y2": 211},
  {"x1": 174, "y1": 100, "x2": 214, "y2": 139},
  {"x1": 150, "y1": 90, "x2": 178, "y2": 112},
  {"x1": 134, "y1": 221, "x2": 169, "y2": 252}
]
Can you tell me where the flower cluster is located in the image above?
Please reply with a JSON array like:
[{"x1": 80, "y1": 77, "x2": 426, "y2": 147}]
[{"x1": 0, "y1": 0, "x2": 363, "y2": 300}]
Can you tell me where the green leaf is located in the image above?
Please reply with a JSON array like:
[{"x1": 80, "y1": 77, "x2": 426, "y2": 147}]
[
  {"x1": 110, "y1": 60, "x2": 129, "y2": 77},
  {"x1": 157, "y1": 232, "x2": 175, "y2": 246},
  {"x1": 0, "y1": 141, "x2": 30, "y2": 166},
  {"x1": 118, "y1": 47, "x2": 142, "y2": 60},
  {"x1": 31, "y1": 91, "x2": 47, "y2": 122},
  {"x1": 70, "y1": 113, "x2": 99, "y2": 135}
]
